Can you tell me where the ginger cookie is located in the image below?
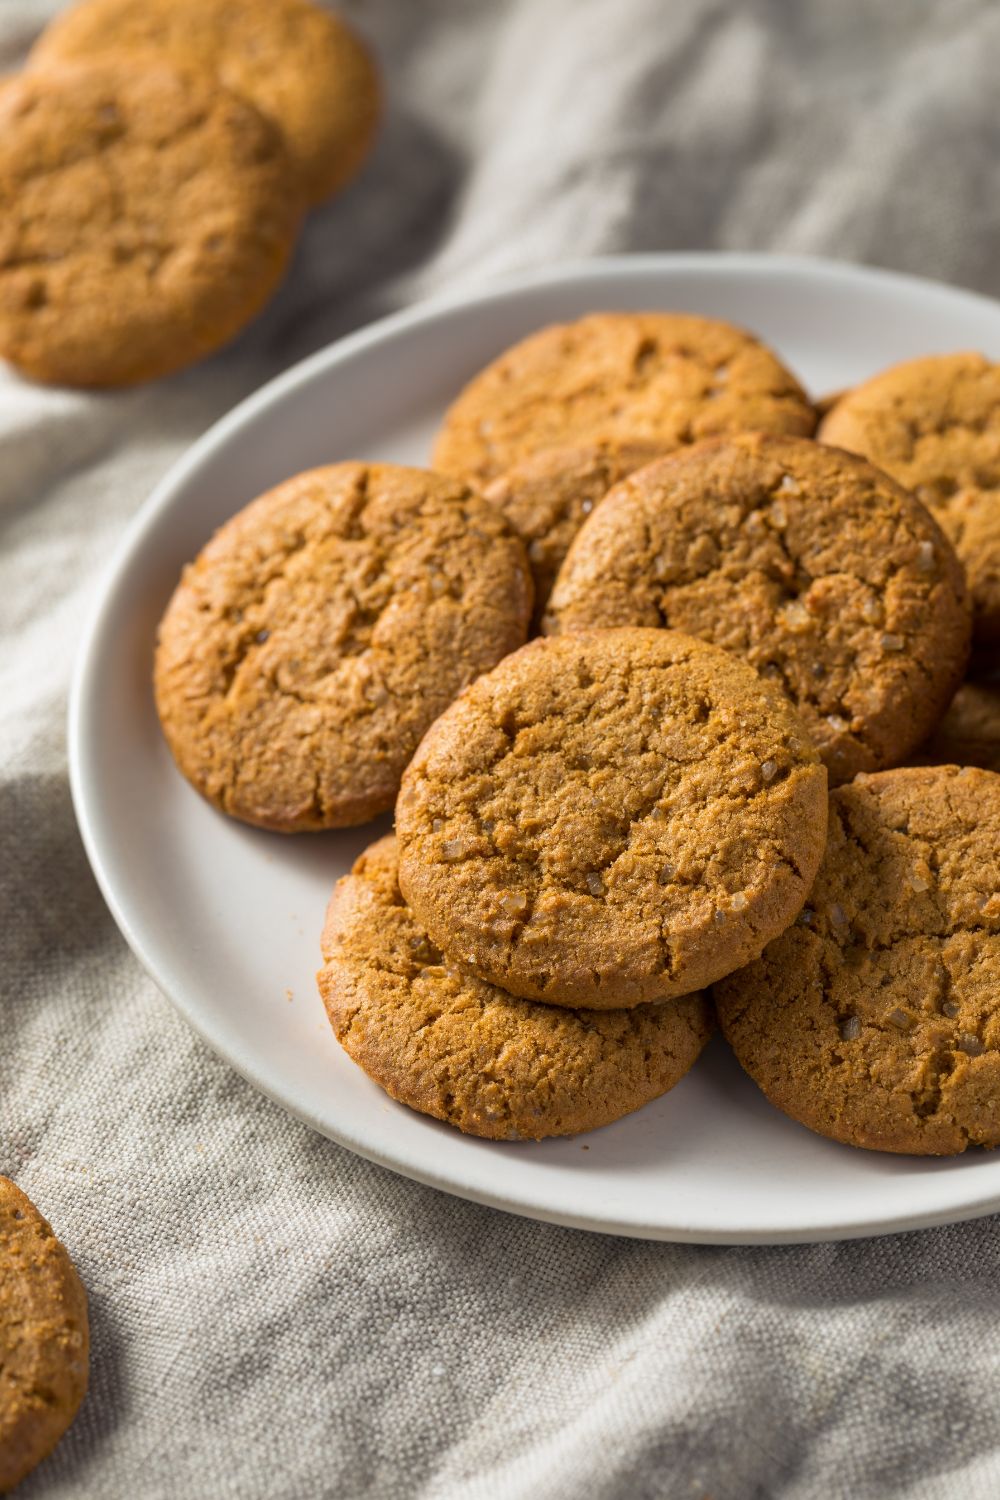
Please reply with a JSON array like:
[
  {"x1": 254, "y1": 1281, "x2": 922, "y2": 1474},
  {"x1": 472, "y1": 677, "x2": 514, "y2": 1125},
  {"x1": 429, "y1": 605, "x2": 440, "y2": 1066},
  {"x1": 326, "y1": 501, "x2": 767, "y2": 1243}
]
[
  {"x1": 715, "y1": 766, "x2": 1000, "y2": 1155},
  {"x1": 432, "y1": 312, "x2": 816, "y2": 483},
  {"x1": 31, "y1": 0, "x2": 379, "y2": 207},
  {"x1": 820, "y1": 354, "x2": 1000, "y2": 644},
  {"x1": 319, "y1": 835, "x2": 713, "y2": 1140},
  {"x1": 0, "y1": 1178, "x2": 89, "y2": 1493},
  {"x1": 396, "y1": 628, "x2": 828, "y2": 1009},
  {"x1": 154, "y1": 463, "x2": 533, "y2": 832},
  {"x1": 0, "y1": 61, "x2": 301, "y2": 388},
  {"x1": 912, "y1": 679, "x2": 1000, "y2": 774},
  {"x1": 545, "y1": 433, "x2": 972, "y2": 784},
  {"x1": 483, "y1": 440, "x2": 663, "y2": 627}
]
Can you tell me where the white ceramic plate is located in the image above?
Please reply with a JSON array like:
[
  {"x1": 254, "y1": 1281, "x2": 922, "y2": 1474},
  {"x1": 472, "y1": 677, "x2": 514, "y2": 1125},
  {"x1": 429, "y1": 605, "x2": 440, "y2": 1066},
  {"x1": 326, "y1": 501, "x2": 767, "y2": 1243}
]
[{"x1": 70, "y1": 254, "x2": 1000, "y2": 1243}]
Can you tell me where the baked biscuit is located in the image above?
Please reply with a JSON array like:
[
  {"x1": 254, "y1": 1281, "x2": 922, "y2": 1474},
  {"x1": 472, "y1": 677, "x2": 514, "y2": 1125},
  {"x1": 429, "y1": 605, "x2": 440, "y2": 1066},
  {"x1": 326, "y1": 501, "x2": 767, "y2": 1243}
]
[
  {"x1": 31, "y1": 0, "x2": 380, "y2": 207},
  {"x1": 715, "y1": 766, "x2": 1000, "y2": 1155},
  {"x1": 0, "y1": 61, "x2": 301, "y2": 387},
  {"x1": 483, "y1": 441, "x2": 663, "y2": 628},
  {"x1": 432, "y1": 312, "x2": 816, "y2": 483},
  {"x1": 545, "y1": 433, "x2": 971, "y2": 783},
  {"x1": 318, "y1": 836, "x2": 713, "y2": 1139},
  {"x1": 0, "y1": 1178, "x2": 89, "y2": 1492},
  {"x1": 396, "y1": 628, "x2": 828, "y2": 1009},
  {"x1": 154, "y1": 463, "x2": 533, "y2": 831},
  {"x1": 820, "y1": 353, "x2": 1000, "y2": 644},
  {"x1": 912, "y1": 679, "x2": 1000, "y2": 774}
]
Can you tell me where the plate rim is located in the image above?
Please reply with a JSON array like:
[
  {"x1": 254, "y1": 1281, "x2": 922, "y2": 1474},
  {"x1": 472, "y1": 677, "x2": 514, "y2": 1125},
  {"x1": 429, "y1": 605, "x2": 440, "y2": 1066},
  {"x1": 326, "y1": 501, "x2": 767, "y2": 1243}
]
[{"x1": 68, "y1": 250, "x2": 1000, "y2": 1244}]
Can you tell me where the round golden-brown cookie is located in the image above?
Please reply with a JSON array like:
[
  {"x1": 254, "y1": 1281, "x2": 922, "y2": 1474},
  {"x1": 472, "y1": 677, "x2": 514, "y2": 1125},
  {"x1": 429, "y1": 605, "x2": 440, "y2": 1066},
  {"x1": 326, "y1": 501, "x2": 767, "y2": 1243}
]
[
  {"x1": 483, "y1": 440, "x2": 664, "y2": 628},
  {"x1": 396, "y1": 628, "x2": 828, "y2": 1009},
  {"x1": 715, "y1": 766, "x2": 1000, "y2": 1155},
  {"x1": 0, "y1": 61, "x2": 301, "y2": 388},
  {"x1": 545, "y1": 433, "x2": 972, "y2": 784},
  {"x1": 911, "y1": 679, "x2": 1000, "y2": 774},
  {"x1": 30, "y1": 0, "x2": 379, "y2": 207},
  {"x1": 318, "y1": 835, "x2": 714, "y2": 1139},
  {"x1": 432, "y1": 312, "x2": 816, "y2": 483},
  {"x1": 820, "y1": 354, "x2": 1000, "y2": 645},
  {"x1": 154, "y1": 463, "x2": 533, "y2": 832},
  {"x1": 0, "y1": 1178, "x2": 89, "y2": 1493}
]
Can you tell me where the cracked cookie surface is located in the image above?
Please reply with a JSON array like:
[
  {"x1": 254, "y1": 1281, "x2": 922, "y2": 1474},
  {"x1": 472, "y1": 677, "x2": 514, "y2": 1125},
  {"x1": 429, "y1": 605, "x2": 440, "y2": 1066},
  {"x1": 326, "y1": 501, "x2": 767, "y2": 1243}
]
[
  {"x1": 483, "y1": 440, "x2": 664, "y2": 628},
  {"x1": 154, "y1": 463, "x2": 532, "y2": 831},
  {"x1": 318, "y1": 836, "x2": 713, "y2": 1139},
  {"x1": 714, "y1": 766, "x2": 1000, "y2": 1155},
  {"x1": 545, "y1": 433, "x2": 971, "y2": 783},
  {"x1": 0, "y1": 1178, "x2": 89, "y2": 1493},
  {"x1": 396, "y1": 628, "x2": 828, "y2": 1009},
  {"x1": 432, "y1": 312, "x2": 816, "y2": 483},
  {"x1": 820, "y1": 353, "x2": 1000, "y2": 645},
  {"x1": 31, "y1": 0, "x2": 380, "y2": 208},
  {"x1": 0, "y1": 60, "x2": 301, "y2": 387}
]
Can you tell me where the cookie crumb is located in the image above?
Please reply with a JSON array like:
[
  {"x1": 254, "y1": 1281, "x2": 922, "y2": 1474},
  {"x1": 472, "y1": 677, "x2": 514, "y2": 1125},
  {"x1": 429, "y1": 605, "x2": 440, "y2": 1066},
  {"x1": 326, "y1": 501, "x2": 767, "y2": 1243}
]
[{"x1": 783, "y1": 600, "x2": 810, "y2": 631}]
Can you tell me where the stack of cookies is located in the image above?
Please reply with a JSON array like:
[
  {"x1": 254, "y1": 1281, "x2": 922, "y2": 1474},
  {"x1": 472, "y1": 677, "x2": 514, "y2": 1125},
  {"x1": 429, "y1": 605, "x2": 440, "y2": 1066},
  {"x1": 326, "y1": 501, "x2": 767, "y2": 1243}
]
[
  {"x1": 0, "y1": 0, "x2": 379, "y2": 387},
  {"x1": 155, "y1": 310, "x2": 1000, "y2": 1158}
]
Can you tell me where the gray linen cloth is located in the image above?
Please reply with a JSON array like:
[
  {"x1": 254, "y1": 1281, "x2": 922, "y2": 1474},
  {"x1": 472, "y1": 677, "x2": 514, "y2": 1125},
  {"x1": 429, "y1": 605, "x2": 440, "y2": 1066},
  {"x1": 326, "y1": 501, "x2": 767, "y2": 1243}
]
[{"x1": 4, "y1": 2, "x2": 1000, "y2": 1495}]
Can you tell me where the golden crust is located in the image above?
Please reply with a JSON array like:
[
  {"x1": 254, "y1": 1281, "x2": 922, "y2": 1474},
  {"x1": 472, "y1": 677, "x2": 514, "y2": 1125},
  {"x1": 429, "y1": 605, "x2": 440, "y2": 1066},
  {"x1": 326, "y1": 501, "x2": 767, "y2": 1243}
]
[
  {"x1": 715, "y1": 767, "x2": 1000, "y2": 1155},
  {"x1": 483, "y1": 440, "x2": 664, "y2": 627},
  {"x1": 821, "y1": 353, "x2": 1000, "y2": 645},
  {"x1": 0, "y1": 60, "x2": 302, "y2": 387},
  {"x1": 396, "y1": 627, "x2": 828, "y2": 1009},
  {"x1": 545, "y1": 433, "x2": 972, "y2": 783},
  {"x1": 154, "y1": 463, "x2": 533, "y2": 832},
  {"x1": 0, "y1": 1178, "x2": 89, "y2": 1492},
  {"x1": 318, "y1": 835, "x2": 713, "y2": 1139},
  {"x1": 433, "y1": 312, "x2": 816, "y2": 483},
  {"x1": 30, "y1": 0, "x2": 380, "y2": 206}
]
